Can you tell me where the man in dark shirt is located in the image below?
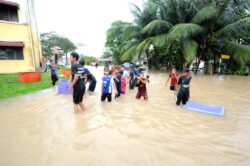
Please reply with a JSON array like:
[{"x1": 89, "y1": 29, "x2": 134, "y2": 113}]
[
  {"x1": 176, "y1": 68, "x2": 192, "y2": 105},
  {"x1": 68, "y1": 52, "x2": 86, "y2": 113}
]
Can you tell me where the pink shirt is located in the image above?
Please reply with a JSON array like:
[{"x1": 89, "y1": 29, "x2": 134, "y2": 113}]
[{"x1": 121, "y1": 76, "x2": 126, "y2": 93}]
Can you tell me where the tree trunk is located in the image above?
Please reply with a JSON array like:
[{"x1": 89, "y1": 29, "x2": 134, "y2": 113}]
[
  {"x1": 195, "y1": 56, "x2": 201, "y2": 74},
  {"x1": 146, "y1": 51, "x2": 151, "y2": 69},
  {"x1": 213, "y1": 53, "x2": 216, "y2": 74},
  {"x1": 205, "y1": 61, "x2": 213, "y2": 75}
]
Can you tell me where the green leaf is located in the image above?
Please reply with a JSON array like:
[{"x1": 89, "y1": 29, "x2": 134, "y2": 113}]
[
  {"x1": 142, "y1": 20, "x2": 173, "y2": 35},
  {"x1": 137, "y1": 37, "x2": 154, "y2": 52},
  {"x1": 183, "y1": 40, "x2": 198, "y2": 63},
  {"x1": 120, "y1": 45, "x2": 138, "y2": 62},
  {"x1": 192, "y1": 5, "x2": 218, "y2": 24},
  {"x1": 167, "y1": 23, "x2": 206, "y2": 42},
  {"x1": 123, "y1": 25, "x2": 142, "y2": 40},
  {"x1": 220, "y1": 41, "x2": 250, "y2": 64},
  {"x1": 216, "y1": 17, "x2": 250, "y2": 39},
  {"x1": 151, "y1": 34, "x2": 169, "y2": 48}
]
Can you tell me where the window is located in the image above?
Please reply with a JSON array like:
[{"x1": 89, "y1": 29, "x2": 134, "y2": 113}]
[
  {"x1": 0, "y1": 4, "x2": 18, "y2": 22},
  {"x1": 0, "y1": 47, "x2": 23, "y2": 60}
]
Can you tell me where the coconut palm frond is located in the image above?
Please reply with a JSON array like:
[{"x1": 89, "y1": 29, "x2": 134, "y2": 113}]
[
  {"x1": 120, "y1": 45, "x2": 138, "y2": 62},
  {"x1": 215, "y1": 17, "x2": 250, "y2": 39},
  {"x1": 142, "y1": 20, "x2": 173, "y2": 35},
  {"x1": 167, "y1": 23, "x2": 206, "y2": 42},
  {"x1": 129, "y1": 3, "x2": 142, "y2": 19},
  {"x1": 192, "y1": 5, "x2": 218, "y2": 24},
  {"x1": 137, "y1": 37, "x2": 154, "y2": 53},
  {"x1": 117, "y1": 42, "x2": 128, "y2": 54},
  {"x1": 183, "y1": 40, "x2": 198, "y2": 64},
  {"x1": 150, "y1": 33, "x2": 169, "y2": 48},
  {"x1": 220, "y1": 41, "x2": 250, "y2": 64},
  {"x1": 123, "y1": 25, "x2": 142, "y2": 40}
]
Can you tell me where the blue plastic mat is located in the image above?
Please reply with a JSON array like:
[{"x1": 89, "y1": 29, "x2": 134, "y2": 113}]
[
  {"x1": 58, "y1": 80, "x2": 73, "y2": 95},
  {"x1": 184, "y1": 101, "x2": 224, "y2": 116}
]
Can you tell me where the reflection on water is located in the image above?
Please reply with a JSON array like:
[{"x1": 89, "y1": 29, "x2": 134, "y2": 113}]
[{"x1": 0, "y1": 67, "x2": 250, "y2": 166}]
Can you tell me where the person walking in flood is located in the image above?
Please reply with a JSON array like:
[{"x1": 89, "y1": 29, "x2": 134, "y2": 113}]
[
  {"x1": 79, "y1": 60, "x2": 97, "y2": 95},
  {"x1": 176, "y1": 68, "x2": 192, "y2": 105},
  {"x1": 136, "y1": 72, "x2": 148, "y2": 101},
  {"x1": 129, "y1": 66, "x2": 135, "y2": 90},
  {"x1": 68, "y1": 52, "x2": 86, "y2": 113},
  {"x1": 133, "y1": 65, "x2": 141, "y2": 88},
  {"x1": 113, "y1": 67, "x2": 122, "y2": 98},
  {"x1": 166, "y1": 68, "x2": 179, "y2": 91},
  {"x1": 120, "y1": 70, "x2": 127, "y2": 94},
  {"x1": 49, "y1": 61, "x2": 58, "y2": 86},
  {"x1": 101, "y1": 67, "x2": 118, "y2": 102}
]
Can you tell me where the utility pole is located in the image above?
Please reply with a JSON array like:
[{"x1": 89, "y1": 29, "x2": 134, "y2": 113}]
[{"x1": 27, "y1": 0, "x2": 42, "y2": 70}]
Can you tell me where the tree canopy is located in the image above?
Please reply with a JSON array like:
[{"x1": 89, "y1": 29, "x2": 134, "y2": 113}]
[
  {"x1": 104, "y1": 0, "x2": 250, "y2": 73},
  {"x1": 40, "y1": 32, "x2": 77, "y2": 56}
]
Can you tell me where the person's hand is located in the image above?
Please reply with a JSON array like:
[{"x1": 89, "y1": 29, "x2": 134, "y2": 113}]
[
  {"x1": 115, "y1": 90, "x2": 118, "y2": 95},
  {"x1": 68, "y1": 86, "x2": 73, "y2": 93}
]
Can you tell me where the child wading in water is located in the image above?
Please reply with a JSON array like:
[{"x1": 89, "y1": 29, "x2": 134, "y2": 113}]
[
  {"x1": 166, "y1": 68, "x2": 179, "y2": 91},
  {"x1": 120, "y1": 71, "x2": 127, "y2": 94},
  {"x1": 129, "y1": 66, "x2": 135, "y2": 90},
  {"x1": 49, "y1": 61, "x2": 58, "y2": 86},
  {"x1": 176, "y1": 68, "x2": 192, "y2": 105},
  {"x1": 101, "y1": 67, "x2": 118, "y2": 102},
  {"x1": 113, "y1": 68, "x2": 122, "y2": 98},
  {"x1": 136, "y1": 72, "x2": 148, "y2": 100}
]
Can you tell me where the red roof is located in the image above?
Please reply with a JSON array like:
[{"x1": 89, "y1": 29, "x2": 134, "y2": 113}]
[
  {"x1": 0, "y1": 0, "x2": 19, "y2": 8},
  {"x1": 0, "y1": 41, "x2": 24, "y2": 47}
]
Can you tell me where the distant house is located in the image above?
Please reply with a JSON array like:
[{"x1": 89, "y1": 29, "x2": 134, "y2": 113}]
[
  {"x1": 98, "y1": 55, "x2": 113, "y2": 64},
  {"x1": 0, "y1": 0, "x2": 41, "y2": 73}
]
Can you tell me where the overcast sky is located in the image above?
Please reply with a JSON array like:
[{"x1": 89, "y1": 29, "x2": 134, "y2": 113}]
[{"x1": 34, "y1": 0, "x2": 143, "y2": 57}]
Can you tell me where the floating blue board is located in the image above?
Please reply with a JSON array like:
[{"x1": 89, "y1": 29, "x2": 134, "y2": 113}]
[
  {"x1": 184, "y1": 101, "x2": 224, "y2": 116},
  {"x1": 58, "y1": 80, "x2": 73, "y2": 95}
]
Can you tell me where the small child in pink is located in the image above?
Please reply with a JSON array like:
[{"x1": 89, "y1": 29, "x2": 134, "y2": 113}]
[{"x1": 120, "y1": 71, "x2": 126, "y2": 94}]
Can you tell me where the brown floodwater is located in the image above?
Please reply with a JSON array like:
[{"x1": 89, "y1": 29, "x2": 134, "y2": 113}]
[{"x1": 0, "y1": 66, "x2": 250, "y2": 166}]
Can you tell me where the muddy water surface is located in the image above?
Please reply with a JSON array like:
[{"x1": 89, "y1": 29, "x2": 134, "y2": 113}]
[{"x1": 0, "y1": 66, "x2": 250, "y2": 166}]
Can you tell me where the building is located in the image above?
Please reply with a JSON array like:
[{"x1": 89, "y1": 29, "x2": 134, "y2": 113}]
[
  {"x1": 98, "y1": 55, "x2": 113, "y2": 65},
  {"x1": 0, "y1": 0, "x2": 41, "y2": 73}
]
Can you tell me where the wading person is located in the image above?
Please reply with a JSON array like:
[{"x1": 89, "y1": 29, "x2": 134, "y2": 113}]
[
  {"x1": 79, "y1": 60, "x2": 97, "y2": 95},
  {"x1": 68, "y1": 52, "x2": 86, "y2": 113},
  {"x1": 120, "y1": 70, "x2": 127, "y2": 94},
  {"x1": 101, "y1": 67, "x2": 118, "y2": 102},
  {"x1": 49, "y1": 61, "x2": 58, "y2": 86},
  {"x1": 129, "y1": 66, "x2": 135, "y2": 90},
  {"x1": 113, "y1": 67, "x2": 122, "y2": 98},
  {"x1": 176, "y1": 68, "x2": 192, "y2": 105},
  {"x1": 166, "y1": 68, "x2": 179, "y2": 91},
  {"x1": 133, "y1": 65, "x2": 141, "y2": 88},
  {"x1": 136, "y1": 72, "x2": 148, "y2": 101}
]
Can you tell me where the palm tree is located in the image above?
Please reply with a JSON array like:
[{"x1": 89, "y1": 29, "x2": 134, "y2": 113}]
[
  {"x1": 118, "y1": 1, "x2": 161, "y2": 67},
  {"x1": 128, "y1": 0, "x2": 250, "y2": 73}
]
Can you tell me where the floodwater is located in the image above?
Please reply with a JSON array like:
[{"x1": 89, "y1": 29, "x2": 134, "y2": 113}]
[{"x1": 0, "y1": 66, "x2": 250, "y2": 166}]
